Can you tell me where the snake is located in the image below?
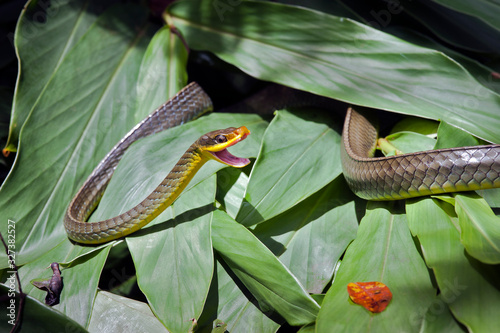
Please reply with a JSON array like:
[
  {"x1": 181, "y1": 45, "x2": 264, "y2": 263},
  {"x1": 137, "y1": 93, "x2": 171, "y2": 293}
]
[
  {"x1": 64, "y1": 82, "x2": 500, "y2": 244},
  {"x1": 341, "y1": 107, "x2": 500, "y2": 200},
  {"x1": 64, "y1": 83, "x2": 250, "y2": 244}
]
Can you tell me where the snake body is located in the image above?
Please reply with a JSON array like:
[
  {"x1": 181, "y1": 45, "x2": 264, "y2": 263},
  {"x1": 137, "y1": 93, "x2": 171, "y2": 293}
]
[
  {"x1": 65, "y1": 82, "x2": 500, "y2": 243},
  {"x1": 65, "y1": 83, "x2": 250, "y2": 244},
  {"x1": 341, "y1": 107, "x2": 500, "y2": 200}
]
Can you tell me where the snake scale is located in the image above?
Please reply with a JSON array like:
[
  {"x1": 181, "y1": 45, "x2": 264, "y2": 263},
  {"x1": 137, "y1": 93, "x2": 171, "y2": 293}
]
[{"x1": 65, "y1": 82, "x2": 500, "y2": 244}]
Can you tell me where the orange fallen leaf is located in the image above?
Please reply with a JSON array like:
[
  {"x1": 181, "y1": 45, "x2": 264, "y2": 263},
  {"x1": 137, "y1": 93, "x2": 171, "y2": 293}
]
[{"x1": 347, "y1": 281, "x2": 392, "y2": 313}]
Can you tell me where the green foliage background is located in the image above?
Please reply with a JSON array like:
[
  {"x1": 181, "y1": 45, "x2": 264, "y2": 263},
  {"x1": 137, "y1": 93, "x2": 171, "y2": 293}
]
[{"x1": 1, "y1": 0, "x2": 500, "y2": 332}]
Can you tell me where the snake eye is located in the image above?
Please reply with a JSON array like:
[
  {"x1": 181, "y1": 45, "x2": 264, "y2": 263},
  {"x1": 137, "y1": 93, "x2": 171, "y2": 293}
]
[{"x1": 215, "y1": 135, "x2": 227, "y2": 144}]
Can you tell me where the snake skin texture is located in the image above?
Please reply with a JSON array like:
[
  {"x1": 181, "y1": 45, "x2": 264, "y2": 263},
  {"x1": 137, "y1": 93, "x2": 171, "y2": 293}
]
[
  {"x1": 64, "y1": 82, "x2": 213, "y2": 243},
  {"x1": 341, "y1": 107, "x2": 500, "y2": 200}
]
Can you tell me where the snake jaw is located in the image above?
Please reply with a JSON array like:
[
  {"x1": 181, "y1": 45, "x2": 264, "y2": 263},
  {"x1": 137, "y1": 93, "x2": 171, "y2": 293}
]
[{"x1": 207, "y1": 126, "x2": 251, "y2": 168}]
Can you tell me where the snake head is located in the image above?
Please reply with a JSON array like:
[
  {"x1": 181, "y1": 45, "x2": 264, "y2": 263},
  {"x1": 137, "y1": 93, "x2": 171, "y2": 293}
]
[{"x1": 198, "y1": 126, "x2": 251, "y2": 167}]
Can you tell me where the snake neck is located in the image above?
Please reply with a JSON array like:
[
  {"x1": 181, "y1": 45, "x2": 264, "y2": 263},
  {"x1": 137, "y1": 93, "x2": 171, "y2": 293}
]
[
  {"x1": 104, "y1": 143, "x2": 208, "y2": 224},
  {"x1": 160, "y1": 145, "x2": 207, "y2": 202}
]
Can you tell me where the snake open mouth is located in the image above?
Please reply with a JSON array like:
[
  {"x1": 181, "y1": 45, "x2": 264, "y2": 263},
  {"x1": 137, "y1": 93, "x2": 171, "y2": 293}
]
[
  {"x1": 210, "y1": 127, "x2": 250, "y2": 168},
  {"x1": 212, "y1": 148, "x2": 250, "y2": 167}
]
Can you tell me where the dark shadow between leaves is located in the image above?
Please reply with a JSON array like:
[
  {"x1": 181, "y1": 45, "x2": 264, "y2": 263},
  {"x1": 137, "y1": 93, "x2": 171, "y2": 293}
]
[
  {"x1": 127, "y1": 203, "x2": 215, "y2": 239},
  {"x1": 464, "y1": 250, "x2": 500, "y2": 290},
  {"x1": 195, "y1": 255, "x2": 220, "y2": 332}
]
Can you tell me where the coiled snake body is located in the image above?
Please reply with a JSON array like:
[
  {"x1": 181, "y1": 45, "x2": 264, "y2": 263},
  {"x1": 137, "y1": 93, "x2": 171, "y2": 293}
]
[{"x1": 65, "y1": 82, "x2": 500, "y2": 244}]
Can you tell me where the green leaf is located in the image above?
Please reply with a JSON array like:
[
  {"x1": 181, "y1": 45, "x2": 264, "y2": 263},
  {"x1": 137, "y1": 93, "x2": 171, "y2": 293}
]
[
  {"x1": 385, "y1": 27, "x2": 500, "y2": 94},
  {"x1": 18, "y1": 245, "x2": 111, "y2": 327},
  {"x1": 127, "y1": 176, "x2": 215, "y2": 333},
  {"x1": 435, "y1": 120, "x2": 481, "y2": 149},
  {"x1": 383, "y1": 131, "x2": 436, "y2": 154},
  {"x1": 216, "y1": 166, "x2": 250, "y2": 218},
  {"x1": 478, "y1": 187, "x2": 500, "y2": 208},
  {"x1": 134, "y1": 25, "x2": 188, "y2": 123},
  {"x1": 0, "y1": 4, "x2": 152, "y2": 267},
  {"x1": 5, "y1": 0, "x2": 119, "y2": 150},
  {"x1": 407, "y1": 198, "x2": 500, "y2": 331},
  {"x1": 389, "y1": 116, "x2": 439, "y2": 136},
  {"x1": 88, "y1": 291, "x2": 169, "y2": 332},
  {"x1": 196, "y1": 258, "x2": 280, "y2": 333},
  {"x1": 297, "y1": 323, "x2": 316, "y2": 333},
  {"x1": 0, "y1": 285, "x2": 87, "y2": 333},
  {"x1": 169, "y1": 0, "x2": 500, "y2": 143},
  {"x1": 454, "y1": 193, "x2": 500, "y2": 264},
  {"x1": 211, "y1": 210, "x2": 320, "y2": 326},
  {"x1": 236, "y1": 110, "x2": 341, "y2": 226},
  {"x1": 252, "y1": 176, "x2": 358, "y2": 293},
  {"x1": 316, "y1": 202, "x2": 435, "y2": 332}
]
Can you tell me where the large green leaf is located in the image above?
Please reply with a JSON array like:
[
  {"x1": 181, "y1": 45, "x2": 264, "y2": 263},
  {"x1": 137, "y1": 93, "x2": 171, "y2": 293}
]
[
  {"x1": 407, "y1": 198, "x2": 500, "y2": 331},
  {"x1": 169, "y1": 0, "x2": 500, "y2": 143},
  {"x1": 5, "y1": 0, "x2": 119, "y2": 150},
  {"x1": 236, "y1": 110, "x2": 341, "y2": 225},
  {"x1": 134, "y1": 24, "x2": 188, "y2": 123},
  {"x1": 316, "y1": 202, "x2": 435, "y2": 332},
  {"x1": 88, "y1": 291, "x2": 169, "y2": 332},
  {"x1": 382, "y1": 25, "x2": 500, "y2": 94},
  {"x1": 0, "y1": 4, "x2": 153, "y2": 267},
  {"x1": 212, "y1": 210, "x2": 320, "y2": 326}
]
